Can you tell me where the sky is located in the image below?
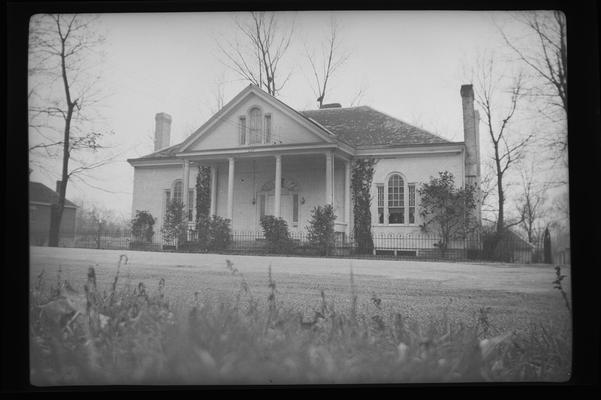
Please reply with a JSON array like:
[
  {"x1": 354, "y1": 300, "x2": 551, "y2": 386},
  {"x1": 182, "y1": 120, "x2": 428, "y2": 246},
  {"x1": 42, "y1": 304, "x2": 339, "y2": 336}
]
[{"x1": 28, "y1": 10, "x2": 567, "y2": 223}]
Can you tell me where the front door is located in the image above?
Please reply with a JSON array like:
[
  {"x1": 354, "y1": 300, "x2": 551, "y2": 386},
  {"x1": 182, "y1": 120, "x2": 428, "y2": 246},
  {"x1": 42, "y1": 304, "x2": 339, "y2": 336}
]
[{"x1": 266, "y1": 194, "x2": 292, "y2": 225}]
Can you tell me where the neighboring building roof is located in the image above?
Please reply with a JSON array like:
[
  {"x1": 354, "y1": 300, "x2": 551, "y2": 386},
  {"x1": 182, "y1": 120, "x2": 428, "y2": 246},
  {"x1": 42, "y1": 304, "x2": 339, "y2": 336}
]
[
  {"x1": 29, "y1": 181, "x2": 77, "y2": 208},
  {"x1": 300, "y1": 106, "x2": 451, "y2": 147}
]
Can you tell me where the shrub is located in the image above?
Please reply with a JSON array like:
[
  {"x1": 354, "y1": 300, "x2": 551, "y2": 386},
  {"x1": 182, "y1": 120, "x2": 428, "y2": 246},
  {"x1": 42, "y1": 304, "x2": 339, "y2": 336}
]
[
  {"x1": 130, "y1": 210, "x2": 155, "y2": 243},
  {"x1": 418, "y1": 171, "x2": 478, "y2": 252},
  {"x1": 306, "y1": 204, "x2": 337, "y2": 256},
  {"x1": 161, "y1": 201, "x2": 187, "y2": 243},
  {"x1": 196, "y1": 215, "x2": 232, "y2": 251},
  {"x1": 260, "y1": 215, "x2": 293, "y2": 254}
]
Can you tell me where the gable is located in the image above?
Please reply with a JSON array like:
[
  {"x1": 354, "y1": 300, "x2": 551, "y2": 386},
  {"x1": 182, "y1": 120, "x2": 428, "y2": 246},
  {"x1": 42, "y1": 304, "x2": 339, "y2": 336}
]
[{"x1": 184, "y1": 91, "x2": 333, "y2": 152}]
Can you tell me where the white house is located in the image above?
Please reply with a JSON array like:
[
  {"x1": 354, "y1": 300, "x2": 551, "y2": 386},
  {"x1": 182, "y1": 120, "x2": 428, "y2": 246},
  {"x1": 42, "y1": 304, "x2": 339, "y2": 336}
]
[{"x1": 127, "y1": 84, "x2": 481, "y2": 247}]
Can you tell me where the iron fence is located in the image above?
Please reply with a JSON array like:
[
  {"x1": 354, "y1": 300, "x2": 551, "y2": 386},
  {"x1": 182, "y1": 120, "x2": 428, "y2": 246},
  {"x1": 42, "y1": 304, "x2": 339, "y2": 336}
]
[{"x1": 61, "y1": 228, "x2": 550, "y2": 264}]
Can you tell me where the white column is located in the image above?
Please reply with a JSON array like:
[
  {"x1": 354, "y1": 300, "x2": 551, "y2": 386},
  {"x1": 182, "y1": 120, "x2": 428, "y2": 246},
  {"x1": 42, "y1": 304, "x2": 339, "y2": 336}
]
[
  {"x1": 227, "y1": 157, "x2": 235, "y2": 221},
  {"x1": 325, "y1": 151, "x2": 333, "y2": 205},
  {"x1": 345, "y1": 159, "x2": 351, "y2": 237},
  {"x1": 209, "y1": 164, "x2": 217, "y2": 217},
  {"x1": 274, "y1": 155, "x2": 282, "y2": 218}
]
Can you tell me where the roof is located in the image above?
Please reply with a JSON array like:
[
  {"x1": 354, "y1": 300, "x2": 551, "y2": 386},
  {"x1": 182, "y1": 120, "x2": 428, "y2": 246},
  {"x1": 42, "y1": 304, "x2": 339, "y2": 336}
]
[
  {"x1": 29, "y1": 181, "x2": 77, "y2": 208},
  {"x1": 300, "y1": 106, "x2": 451, "y2": 147},
  {"x1": 132, "y1": 86, "x2": 454, "y2": 161}
]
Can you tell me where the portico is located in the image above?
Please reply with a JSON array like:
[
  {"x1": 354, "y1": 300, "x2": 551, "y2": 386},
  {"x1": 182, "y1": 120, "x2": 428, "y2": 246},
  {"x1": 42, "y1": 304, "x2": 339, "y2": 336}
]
[{"x1": 178, "y1": 149, "x2": 353, "y2": 235}]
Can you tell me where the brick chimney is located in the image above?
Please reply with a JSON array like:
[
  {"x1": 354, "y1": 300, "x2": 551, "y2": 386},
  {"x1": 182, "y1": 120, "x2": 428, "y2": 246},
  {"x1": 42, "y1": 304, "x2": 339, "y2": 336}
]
[
  {"x1": 154, "y1": 112, "x2": 172, "y2": 151},
  {"x1": 460, "y1": 84, "x2": 481, "y2": 225}
]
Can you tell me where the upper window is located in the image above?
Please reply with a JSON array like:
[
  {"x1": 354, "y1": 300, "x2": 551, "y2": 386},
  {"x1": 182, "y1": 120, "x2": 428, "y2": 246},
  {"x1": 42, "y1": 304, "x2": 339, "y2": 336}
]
[
  {"x1": 249, "y1": 107, "x2": 262, "y2": 144},
  {"x1": 264, "y1": 114, "x2": 272, "y2": 143},
  {"x1": 239, "y1": 117, "x2": 246, "y2": 145}
]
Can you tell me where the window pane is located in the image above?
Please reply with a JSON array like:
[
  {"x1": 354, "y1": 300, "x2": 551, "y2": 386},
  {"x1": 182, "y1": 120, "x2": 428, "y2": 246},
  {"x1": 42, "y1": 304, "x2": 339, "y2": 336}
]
[
  {"x1": 239, "y1": 117, "x2": 246, "y2": 144},
  {"x1": 173, "y1": 181, "x2": 183, "y2": 205},
  {"x1": 378, "y1": 207, "x2": 384, "y2": 224},
  {"x1": 408, "y1": 184, "x2": 415, "y2": 224},
  {"x1": 249, "y1": 108, "x2": 262, "y2": 144},
  {"x1": 188, "y1": 190, "x2": 194, "y2": 221},
  {"x1": 388, "y1": 175, "x2": 404, "y2": 207},
  {"x1": 377, "y1": 185, "x2": 384, "y2": 207}
]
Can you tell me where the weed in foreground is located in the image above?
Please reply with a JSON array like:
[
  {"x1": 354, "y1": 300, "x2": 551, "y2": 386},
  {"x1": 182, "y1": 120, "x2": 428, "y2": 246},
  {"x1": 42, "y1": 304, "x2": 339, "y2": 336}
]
[{"x1": 29, "y1": 256, "x2": 572, "y2": 385}]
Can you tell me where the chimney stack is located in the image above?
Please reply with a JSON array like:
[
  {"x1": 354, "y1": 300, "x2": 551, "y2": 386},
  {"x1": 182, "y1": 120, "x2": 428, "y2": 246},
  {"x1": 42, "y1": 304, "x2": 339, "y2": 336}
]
[
  {"x1": 460, "y1": 84, "x2": 481, "y2": 187},
  {"x1": 154, "y1": 112, "x2": 172, "y2": 151},
  {"x1": 461, "y1": 84, "x2": 482, "y2": 225}
]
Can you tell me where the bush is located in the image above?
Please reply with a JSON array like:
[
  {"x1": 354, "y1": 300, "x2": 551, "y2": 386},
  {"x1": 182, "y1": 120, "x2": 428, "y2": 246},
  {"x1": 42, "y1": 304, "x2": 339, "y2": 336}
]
[
  {"x1": 306, "y1": 204, "x2": 337, "y2": 256},
  {"x1": 185, "y1": 215, "x2": 232, "y2": 252},
  {"x1": 260, "y1": 215, "x2": 293, "y2": 254},
  {"x1": 130, "y1": 210, "x2": 155, "y2": 243}
]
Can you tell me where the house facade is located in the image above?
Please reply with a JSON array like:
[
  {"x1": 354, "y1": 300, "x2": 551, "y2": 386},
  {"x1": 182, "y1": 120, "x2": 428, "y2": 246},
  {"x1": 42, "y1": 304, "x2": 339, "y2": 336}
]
[
  {"x1": 29, "y1": 181, "x2": 77, "y2": 246},
  {"x1": 127, "y1": 84, "x2": 481, "y2": 244}
]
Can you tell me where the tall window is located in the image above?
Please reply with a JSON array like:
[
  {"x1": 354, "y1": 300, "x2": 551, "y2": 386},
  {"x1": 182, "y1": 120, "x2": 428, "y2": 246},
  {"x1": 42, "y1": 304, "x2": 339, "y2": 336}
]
[
  {"x1": 408, "y1": 184, "x2": 416, "y2": 224},
  {"x1": 377, "y1": 185, "x2": 384, "y2": 224},
  {"x1": 173, "y1": 181, "x2": 183, "y2": 206},
  {"x1": 292, "y1": 193, "x2": 299, "y2": 225},
  {"x1": 239, "y1": 117, "x2": 246, "y2": 145},
  {"x1": 264, "y1": 114, "x2": 272, "y2": 143},
  {"x1": 164, "y1": 190, "x2": 171, "y2": 219},
  {"x1": 249, "y1": 107, "x2": 262, "y2": 144},
  {"x1": 188, "y1": 189, "x2": 194, "y2": 222},
  {"x1": 387, "y1": 174, "x2": 404, "y2": 224}
]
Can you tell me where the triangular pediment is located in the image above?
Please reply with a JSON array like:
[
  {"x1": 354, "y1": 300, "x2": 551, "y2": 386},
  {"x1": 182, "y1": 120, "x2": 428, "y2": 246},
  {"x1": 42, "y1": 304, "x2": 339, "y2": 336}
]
[{"x1": 180, "y1": 86, "x2": 335, "y2": 153}]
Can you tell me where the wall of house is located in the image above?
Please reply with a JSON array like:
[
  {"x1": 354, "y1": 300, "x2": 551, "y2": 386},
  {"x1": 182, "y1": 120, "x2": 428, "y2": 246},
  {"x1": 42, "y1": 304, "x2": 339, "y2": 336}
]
[
  {"x1": 29, "y1": 204, "x2": 76, "y2": 246},
  {"x1": 131, "y1": 164, "x2": 198, "y2": 236},
  {"x1": 188, "y1": 93, "x2": 325, "y2": 151},
  {"x1": 370, "y1": 151, "x2": 464, "y2": 237}
]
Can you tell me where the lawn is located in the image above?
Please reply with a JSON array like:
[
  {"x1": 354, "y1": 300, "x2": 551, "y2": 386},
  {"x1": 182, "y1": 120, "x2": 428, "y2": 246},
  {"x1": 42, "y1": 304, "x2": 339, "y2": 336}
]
[
  {"x1": 29, "y1": 246, "x2": 572, "y2": 385},
  {"x1": 30, "y1": 246, "x2": 570, "y2": 333}
]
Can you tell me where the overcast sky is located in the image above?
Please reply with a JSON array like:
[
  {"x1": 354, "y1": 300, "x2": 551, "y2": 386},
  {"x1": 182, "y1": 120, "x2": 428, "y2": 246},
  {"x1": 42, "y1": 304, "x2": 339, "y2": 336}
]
[{"x1": 28, "y1": 10, "x2": 564, "y2": 220}]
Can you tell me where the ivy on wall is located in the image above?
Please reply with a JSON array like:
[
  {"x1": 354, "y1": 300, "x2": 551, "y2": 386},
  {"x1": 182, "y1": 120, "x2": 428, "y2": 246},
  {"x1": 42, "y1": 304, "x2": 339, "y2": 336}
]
[
  {"x1": 351, "y1": 158, "x2": 376, "y2": 254},
  {"x1": 196, "y1": 165, "x2": 212, "y2": 220}
]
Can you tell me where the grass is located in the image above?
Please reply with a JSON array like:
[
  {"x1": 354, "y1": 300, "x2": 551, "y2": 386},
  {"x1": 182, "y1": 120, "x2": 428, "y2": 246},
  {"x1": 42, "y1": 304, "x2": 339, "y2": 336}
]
[{"x1": 29, "y1": 255, "x2": 572, "y2": 385}]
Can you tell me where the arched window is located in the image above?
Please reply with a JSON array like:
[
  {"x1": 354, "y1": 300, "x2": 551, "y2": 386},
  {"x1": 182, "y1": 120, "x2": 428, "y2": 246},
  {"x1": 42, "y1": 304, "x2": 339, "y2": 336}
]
[
  {"x1": 387, "y1": 174, "x2": 404, "y2": 224},
  {"x1": 249, "y1": 107, "x2": 262, "y2": 144}
]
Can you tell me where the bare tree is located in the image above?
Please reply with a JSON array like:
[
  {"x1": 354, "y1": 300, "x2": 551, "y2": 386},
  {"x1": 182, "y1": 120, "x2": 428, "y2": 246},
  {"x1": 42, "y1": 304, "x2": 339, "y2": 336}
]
[
  {"x1": 471, "y1": 54, "x2": 534, "y2": 234},
  {"x1": 515, "y1": 159, "x2": 548, "y2": 243},
  {"x1": 217, "y1": 12, "x2": 295, "y2": 97},
  {"x1": 29, "y1": 14, "x2": 110, "y2": 247},
  {"x1": 498, "y1": 11, "x2": 567, "y2": 164},
  {"x1": 304, "y1": 17, "x2": 349, "y2": 108},
  {"x1": 348, "y1": 82, "x2": 368, "y2": 107}
]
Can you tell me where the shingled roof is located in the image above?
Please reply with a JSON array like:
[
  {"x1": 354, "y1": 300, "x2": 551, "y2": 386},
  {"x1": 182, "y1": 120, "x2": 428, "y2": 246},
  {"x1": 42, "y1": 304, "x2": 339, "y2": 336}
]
[
  {"x1": 133, "y1": 101, "x2": 453, "y2": 161},
  {"x1": 29, "y1": 181, "x2": 77, "y2": 208},
  {"x1": 301, "y1": 106, "x2": 451, "y2": 147}
]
